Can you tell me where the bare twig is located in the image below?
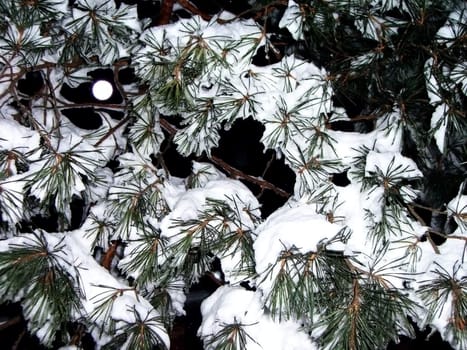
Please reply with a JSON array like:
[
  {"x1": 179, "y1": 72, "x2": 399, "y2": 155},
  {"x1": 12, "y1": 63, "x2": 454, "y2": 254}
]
[
  {"x1": 93, "y1": 115, "x2": 131, "y2": 147},
  {"x1": 211, "y1": 155, "x2": 290, "y2": 198},
  {"x1": 429, "y1": 229, "x2": 467, "y2": 242},
  {"x1": 0, "y1": 315, "x2": 21, "y2": 331},
  {"x1": 159, "y1": 117, "x2": 291, "y2": 198},
  {"x1": 426, "y1": 233, "x2": 441, "y2": 255},
  {"x1": 257, "y1": 150, "x2": 277, "y2": 199}
]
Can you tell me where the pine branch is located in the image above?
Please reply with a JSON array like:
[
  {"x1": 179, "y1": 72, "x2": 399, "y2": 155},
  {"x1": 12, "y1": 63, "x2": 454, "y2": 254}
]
[
  {"x1": 178, "y1": 0, "x2": 213, "y2": 21},
  {"x1": 110, "y1": 306, "x2": 168, "y2": 350},
  {"x1": 217, "y1": 0, "x2": 289, "y2": 24},
  {"x1": 94, "y1": 115, "x2": 131, "y2": 147},
  {"x1": 204, "y1": 318, "x2": 259, "y2": 350},
  {"x1": 157, "y1": 0, "x2": 176, "y2": 25},
  {"x1": 211, "y1": 155, "x2": 290, "y2": 198},
  {"x1": 0, "y1": 232, "x2": 83, "y2": 345},
  {"x1": 418, "y1": 262, "x2": 467, "y2": 348}
]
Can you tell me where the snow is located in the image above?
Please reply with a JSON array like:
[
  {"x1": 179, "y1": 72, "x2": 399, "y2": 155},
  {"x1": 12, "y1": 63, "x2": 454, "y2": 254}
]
[
  {"x1": 430, "y1": 104, "x2": 448, "y2": 152},
  {"x1": 435, "y1": 4, "x2": 467, "y2": 47},
  {"x1": 160, "y1": 178, "x2": 261, "y2": 283},
  {"x1": 425, "y1": 58, "x2": 448, "y2": 152},
  {"x1": 188, "y1": 162, "x2": 227, "y2": 188},
  {"x1": 447, "y1": 184, "x2": 467, "y2": 228},
  {"x1": 254, "y1": 204, "x2": 344, "y2": 275},
  {"x1": 413, "y1": 237, "x2": 467, "y2": 340},
  {"x1": 199, "y1": 285, "x2": 316, "y2": 350}
]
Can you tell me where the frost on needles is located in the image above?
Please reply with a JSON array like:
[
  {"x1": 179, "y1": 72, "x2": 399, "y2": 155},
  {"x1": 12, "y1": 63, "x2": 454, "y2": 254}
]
[{"x1": 0, "y1": 0, "x2": 466, "y2": 350}]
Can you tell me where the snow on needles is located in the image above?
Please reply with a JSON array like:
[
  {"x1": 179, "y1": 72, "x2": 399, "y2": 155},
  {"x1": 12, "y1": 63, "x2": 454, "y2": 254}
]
[
  {"x1": 254, "y1": 204, "x2": 344, "y2": 276},
  {"x1": 198, "y1": 285, "x2": 316, "y2": 350}
]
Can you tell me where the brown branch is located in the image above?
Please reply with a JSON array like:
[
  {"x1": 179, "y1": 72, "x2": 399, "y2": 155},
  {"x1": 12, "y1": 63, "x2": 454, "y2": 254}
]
[
  {"x1": 113, "y1": 64, "x2": 130, "y2": 106},
  {"x1": 426, "y1": 233, "x2": 441, "y2": 255},
  {"x1": 44, "y1": 68, "x2": 62, "y2": 136},
  {"x1": 157, "y1": 0, "x2": 176, "y2": 25},
  {"x1": 257, "y1": 150, "x2": 277, "y2": 199},
  {"x1": 12, "y1": 330, "x2": 26, "y2": 350},
  {"x1": 52, "y1": 101, "x2": 126, "y2": 110},
  {"x1": 69, "y1": 323, "x2": 86, "y2": 346},
  {"x1": 93, "y1": 115, "x2": 131, "y2": 147},
  {"x1": 159, "y1": 117, "x2": 177, "y2": 134},
  {"x1": 159, "y1": 117, "x2": 290, "y2": 198},
  {"x1": 178, "y1": 0, "x2": 213, "y2": 21},
  {"x1": 0, "y1": 315, "x2": 21, "y2": 331},
  {"x1": 101, "y1": 240, "x2": 119, "y2": 270},
  {"x1": 349, "y1": 278, "x2": 360, "y2": 350},
  {"x1": 429, "y1": 229, "x2": 467, "y2": 242},
  {"x1": 407, "y1": 204, "x2": 441, "y2": 254}
]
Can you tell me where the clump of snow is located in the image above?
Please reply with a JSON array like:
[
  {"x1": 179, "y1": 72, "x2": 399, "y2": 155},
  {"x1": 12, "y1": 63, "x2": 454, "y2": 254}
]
[
  {"x1": 161, "y1": 179, "x2": 260, "y2": 242},
  {"x1": 279, "y1": 1, "x2": 305, "y2": 40},
  {"x1": 0, "y1": 174, "x2": 26, "y2": 226},
  {"x1": 160, "y1": 178, "x2": 261, "y2": 283},
  {"x1": 188, "y1": 161, "x2": 226, "y2": 188},
  {"x1": 254, "y1": 203, "x2": 345, "y2": 294},
  {"x1": 165, "y1": 278, "x2": 187, "y2": 316},
  {"x1": 198, "y1": 285, "x2": 316, "y2": 350},
  {"x1": 435, "y1": 4, "x2": 466, "y2": 47},
  {"x1": 424, "y1": 58, "x2": 449, "y2": 152},
  {"x1": 413, "y1": 241, "x2": 467, "y2": 343},
  {"x1": 0, "y1": 118, "x2": 40, "y2": 153},
  {"x1": 447, "y1": 184, "x2": 467, "y2": 228},
  {"x1": 364, "y1": 151, "x2": 422, "y2": 179}
]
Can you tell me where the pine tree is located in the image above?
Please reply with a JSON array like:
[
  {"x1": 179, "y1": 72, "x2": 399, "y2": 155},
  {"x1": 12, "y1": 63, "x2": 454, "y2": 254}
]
[{"x1": 0, "y1": 0, "x2": 465, "y2": 349}]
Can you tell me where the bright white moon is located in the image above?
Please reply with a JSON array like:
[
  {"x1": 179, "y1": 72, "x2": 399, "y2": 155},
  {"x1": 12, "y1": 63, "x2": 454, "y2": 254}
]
[{"x1": 92, "y1": 80, "x2": 113, "y2": 101}]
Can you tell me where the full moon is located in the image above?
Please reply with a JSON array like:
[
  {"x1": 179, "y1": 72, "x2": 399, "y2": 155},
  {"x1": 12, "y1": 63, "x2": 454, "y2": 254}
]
[{"x1": 92, "y1": 80, "x2": 114, "y2": 101}]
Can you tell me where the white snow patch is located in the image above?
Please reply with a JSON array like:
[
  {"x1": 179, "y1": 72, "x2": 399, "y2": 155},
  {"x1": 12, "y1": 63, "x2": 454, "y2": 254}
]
[
  {"x1": 0, "y1": 118, "x2": 40, "y2": 152},
  {"x1": 279, "y1": 1, "x2": 305, "y2": 40},
  {"x1": 254, "y1": 204, "x2": 344, "y2": 275},
  {"x1": 199, "y1": 285, "x2": 316, "y2": 350}
]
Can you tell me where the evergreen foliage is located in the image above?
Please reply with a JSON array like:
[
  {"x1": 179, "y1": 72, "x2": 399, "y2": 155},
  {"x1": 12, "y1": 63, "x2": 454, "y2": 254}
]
[{"x1": 0, "y1": 0, "x2": 465, "y2": 349}]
